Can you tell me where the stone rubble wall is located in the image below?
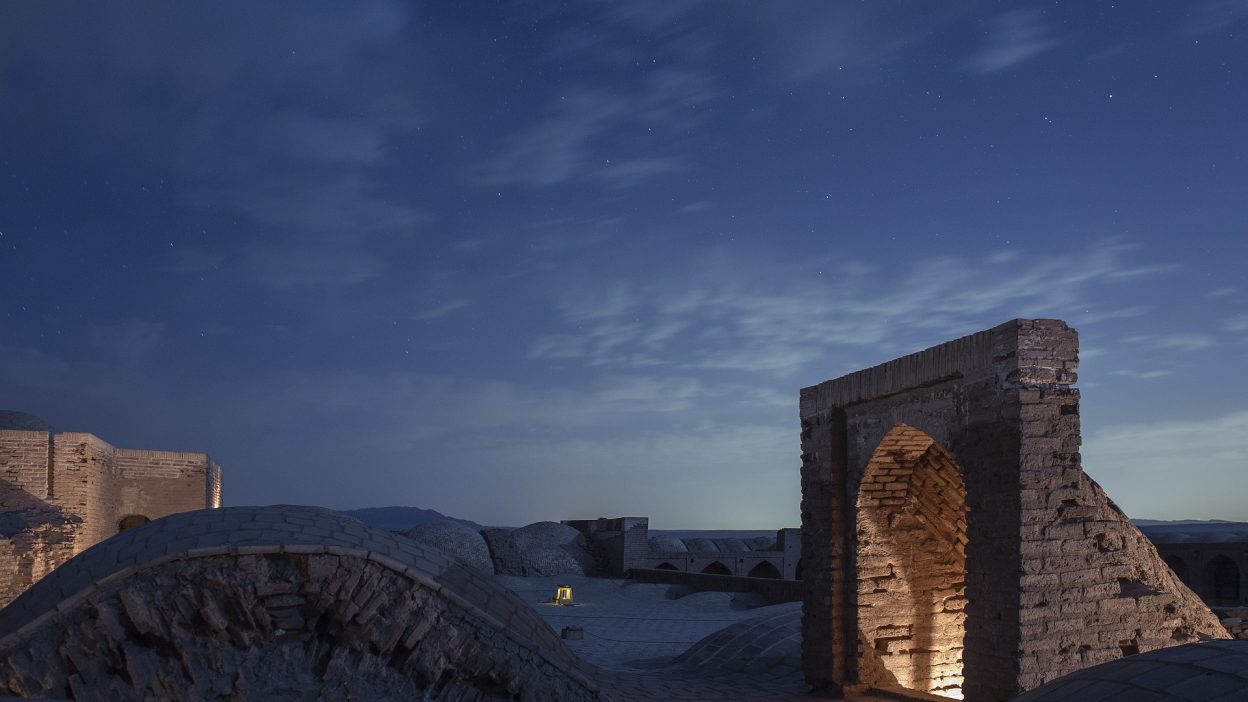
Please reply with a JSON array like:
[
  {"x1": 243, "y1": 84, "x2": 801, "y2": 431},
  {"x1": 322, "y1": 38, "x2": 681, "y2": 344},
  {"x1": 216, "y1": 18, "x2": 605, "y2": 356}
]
[{"x1": 1218, "y1": 608, "x2": 1248, "y2": 639}]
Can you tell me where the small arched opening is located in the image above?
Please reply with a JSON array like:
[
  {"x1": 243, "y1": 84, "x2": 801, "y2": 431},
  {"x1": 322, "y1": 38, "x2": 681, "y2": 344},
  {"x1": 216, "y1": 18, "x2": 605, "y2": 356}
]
[
  {"x1": 118, "y1": 514, "x2": 150, "y2": 533},
  {"x1": 701, "y1": 561, "x2": 732, "y2": 576},
  {"x1": 1203, "y1": 555, "x2": 1241, "y2": 604},
  {"x1": 747, "y1": 561, "x2": 782, "y2": 579},
  {"x1": 794, "y1": 558, "x2": 804, "y2": 581},
  {"x1": 655, "y1": 562, "x2": 679, "y2": 571},
  {"x1": 1164, "y1": 555, "x2": 1190, "y2": 586},
  {"x1": 856, "y1": 423, "x2": 968, "y2": 699}
]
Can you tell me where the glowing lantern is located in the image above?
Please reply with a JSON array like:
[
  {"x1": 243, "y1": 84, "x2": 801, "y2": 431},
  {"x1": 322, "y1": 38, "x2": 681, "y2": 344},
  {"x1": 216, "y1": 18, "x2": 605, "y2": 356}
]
[{"x1": 553, "y1": 585, "x2": 574, "y2": 606}]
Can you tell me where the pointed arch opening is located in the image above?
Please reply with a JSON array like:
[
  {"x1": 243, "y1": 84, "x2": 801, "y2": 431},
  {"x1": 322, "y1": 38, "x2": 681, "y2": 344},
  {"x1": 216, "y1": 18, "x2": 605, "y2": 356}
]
[
  {"x1": 701, "y1": 561, "x2": 732, "y2": 576},
  {"x1": 747, "y1": 561, "x2": 782, "y2": 579},
  {"x1": 1164, "y1": 555, "x2": 1190, "y2": 586},
  {"x1": 1203, "y1": 555, "x2": 1240, "y2": 604},
  {"x1": 856, "y1": 423, "x2": 968, "y2": 699}
]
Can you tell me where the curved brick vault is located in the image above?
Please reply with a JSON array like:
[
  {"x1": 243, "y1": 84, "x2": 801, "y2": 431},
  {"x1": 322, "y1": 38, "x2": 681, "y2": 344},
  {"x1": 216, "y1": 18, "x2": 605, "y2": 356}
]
[
  {"x1": 0, "y1": 506, "x2": 598, "y2": 701},
  {"x1": 856, "y1": 424, "x2": 968, "y2": 697},
  {"x1": 800, "y1": 320, "x2": 1229, "y2": 702}
]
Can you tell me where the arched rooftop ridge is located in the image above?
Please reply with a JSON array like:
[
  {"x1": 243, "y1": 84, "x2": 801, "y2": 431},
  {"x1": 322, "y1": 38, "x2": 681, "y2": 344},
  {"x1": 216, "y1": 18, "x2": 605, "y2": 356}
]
[{"x1": 0, "y1": 505, "x2": 582, "y2": 677}]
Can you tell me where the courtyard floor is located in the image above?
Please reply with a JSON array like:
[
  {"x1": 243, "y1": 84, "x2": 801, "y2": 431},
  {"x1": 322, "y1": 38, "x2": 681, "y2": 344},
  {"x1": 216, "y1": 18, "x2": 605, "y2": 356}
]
[{"x1": 498, "y1": 575, "x2": 908, "y2": 702}]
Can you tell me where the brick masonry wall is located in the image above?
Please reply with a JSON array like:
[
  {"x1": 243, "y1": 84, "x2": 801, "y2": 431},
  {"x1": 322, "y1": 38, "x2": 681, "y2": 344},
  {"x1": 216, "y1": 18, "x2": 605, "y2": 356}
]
[
  {"x1": 0, "y1": 431, "x2": 51, "y2": 505},
  {"x1": 115, "y1": 449, "x2": 211, "y2": 520},
  {"x1": 0, "y1": 524, "x2": 77, "y2": 609},
  {"x1": 49, "y1": 433, "x2": 121, "y2": 552},
  {"x1": 1, "y1": 429, "x2": 220, "y2": 609},
  {"x1": 799, "y1": 319, "x2": 1228, "y2": 702}
]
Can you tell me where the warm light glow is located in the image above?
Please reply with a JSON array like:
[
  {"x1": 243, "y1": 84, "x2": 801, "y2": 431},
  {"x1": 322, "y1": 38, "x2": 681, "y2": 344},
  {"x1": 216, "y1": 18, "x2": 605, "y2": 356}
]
[{"x1": 553, "y1": 585, "x2": 574, "y2": 606}]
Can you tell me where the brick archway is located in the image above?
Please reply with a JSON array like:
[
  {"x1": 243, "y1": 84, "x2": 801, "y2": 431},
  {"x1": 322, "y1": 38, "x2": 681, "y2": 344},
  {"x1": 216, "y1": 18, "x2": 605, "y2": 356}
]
[
  {"x1": 1204, "y1": 555, "x2": 1241, "y2": 604},
  {"x1": 799, "y1": 320, "x2": 1228, "y2": 701},
  {"x1": 856, "y1": 424, "x2": 968, "y2": 698}
]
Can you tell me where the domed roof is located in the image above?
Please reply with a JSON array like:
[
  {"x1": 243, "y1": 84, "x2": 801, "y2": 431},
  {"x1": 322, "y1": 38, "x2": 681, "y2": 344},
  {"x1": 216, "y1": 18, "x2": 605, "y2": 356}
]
[
  {"x1": 404, "y1": 519, "x2": 493, "y2": 574},
  {"x1": 0, "y1": 411, "x2": 56, "y2": 432},
  {"x1": 1014, "y1": 640, "x2": 1248, "y2": 701}
]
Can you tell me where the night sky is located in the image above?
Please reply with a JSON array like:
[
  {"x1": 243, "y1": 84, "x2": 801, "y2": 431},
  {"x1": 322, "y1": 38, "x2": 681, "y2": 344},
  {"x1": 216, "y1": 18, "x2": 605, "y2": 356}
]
[{"x1": 2, "y1": 2, "x2": 1245, "y2": 528}]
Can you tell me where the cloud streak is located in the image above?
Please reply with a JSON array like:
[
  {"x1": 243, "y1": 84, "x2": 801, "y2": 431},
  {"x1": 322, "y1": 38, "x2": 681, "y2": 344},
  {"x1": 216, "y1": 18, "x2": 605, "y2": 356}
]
[
  {"x1": 531, "y1": 241, "x2": 1171, "y2": 375},
  {"x1": 964, "y1": 8, "x2": 1056, "y2": 74}
]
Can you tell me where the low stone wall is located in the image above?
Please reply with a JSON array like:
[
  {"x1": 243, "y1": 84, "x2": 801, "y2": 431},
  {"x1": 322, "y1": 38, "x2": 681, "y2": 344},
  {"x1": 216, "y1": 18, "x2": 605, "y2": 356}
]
[{"x1": 629, "y1": 568, "x2": 802, "y2": 604}]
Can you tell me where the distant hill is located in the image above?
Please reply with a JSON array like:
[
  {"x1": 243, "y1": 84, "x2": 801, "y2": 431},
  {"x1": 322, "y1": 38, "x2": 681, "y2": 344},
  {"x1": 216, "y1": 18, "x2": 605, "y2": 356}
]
[
  {"x1": 1135, "y1": 519, "x2": 1248, "y2": 544},
  {"x1": 338, "y1": 506, "x2": 481, "y2": 532},
  {"x1": 1134, "y1": 519, "x2": 1240, "y2": 527},
  {"x1": 0, "y1": 410, "x2": 56, "y2": 432}
]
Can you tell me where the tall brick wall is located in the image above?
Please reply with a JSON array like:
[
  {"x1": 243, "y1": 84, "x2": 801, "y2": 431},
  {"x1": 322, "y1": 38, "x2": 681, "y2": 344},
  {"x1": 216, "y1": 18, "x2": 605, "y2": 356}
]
[
  {"x1": 50, "y1": 433, "x2": 121, "y2": 551},
  {"x1": 116, "y1": 449, "x2": 213, "y2": 520},
  {"x1": 0, "y1": 428, "x2": 221, "y2": 609},
  {"x1": 799, "y1": 319, "x2": 1228, "y2": 701}
]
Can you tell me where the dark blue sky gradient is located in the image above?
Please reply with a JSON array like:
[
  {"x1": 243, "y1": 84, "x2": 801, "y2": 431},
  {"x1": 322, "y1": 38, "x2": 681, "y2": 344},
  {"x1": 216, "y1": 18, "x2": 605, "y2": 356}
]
[{"x1": 2, "y1": 1, "x2": 1246, "y2": 526}]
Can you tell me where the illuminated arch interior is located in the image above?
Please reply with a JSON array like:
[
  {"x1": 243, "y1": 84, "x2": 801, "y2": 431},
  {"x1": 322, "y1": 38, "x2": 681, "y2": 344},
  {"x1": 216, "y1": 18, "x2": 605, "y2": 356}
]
[{"x1": 856, "y1": 423, "x2": 968, "y2": 699}]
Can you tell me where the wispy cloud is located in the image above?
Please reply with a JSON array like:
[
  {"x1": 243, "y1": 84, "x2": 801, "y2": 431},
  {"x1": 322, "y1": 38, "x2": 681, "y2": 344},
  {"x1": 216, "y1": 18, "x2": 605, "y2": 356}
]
[
  {"x1": 0, "y1": 1, "x2": 427, "y2": 243},
  {"x1": 1109, "y1": 369, "x2": 1173, "y2": 380},
  {"x1": 1185, "y1": 0, "x2": 1248, "y2": 35},
  {"x1": 964, "y1": 8, "x2": 1056, "y2": 74},
  {"x1": 1223, "y1": 315, "x2": 1248, "y2": 333},
  {"x1": 1121, "y1": 333, "x2": 1218, "y2": 351},
  {"x1": 474, "y1": 71, "x2": 715, "y2": 188},
  {"x1": 415, "y1": 299, "x2": 470, "y2": 321},
  {"x1": 531, "y1": 240, "x2": 1169, "y2": 375}
]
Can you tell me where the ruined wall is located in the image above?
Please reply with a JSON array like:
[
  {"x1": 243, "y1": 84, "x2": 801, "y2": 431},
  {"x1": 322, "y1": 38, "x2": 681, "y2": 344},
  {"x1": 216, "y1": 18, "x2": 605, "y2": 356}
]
[
  {"x1": 799, "y1": 319, "x2": 1228, "y2": 702},
  {"x1": 0, "y1": 429, "x2": 220, "y2": 609},
  {"x1": 50, "y1": 433, "x2": 121, "y2": 551},
  {"x1": 564, "y1": 517, "x2": 650, "y2": 576}
]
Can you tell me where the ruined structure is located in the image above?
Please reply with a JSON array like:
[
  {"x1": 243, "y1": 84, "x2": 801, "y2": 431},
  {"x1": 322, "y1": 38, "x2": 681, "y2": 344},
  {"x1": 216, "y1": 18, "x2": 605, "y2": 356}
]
[
  {"x1": 798, "y1": 319, "x2": 1228, "y2": 701},
  {"x1": 564, "y1": 516, "x2": 801, "y2": 580},
  {"x1": 0, "y1": 414, "x2": 222, "y2": 608},
  {"x1": 1145, "y1": 528, "x2": 1248, "y2": 608}
]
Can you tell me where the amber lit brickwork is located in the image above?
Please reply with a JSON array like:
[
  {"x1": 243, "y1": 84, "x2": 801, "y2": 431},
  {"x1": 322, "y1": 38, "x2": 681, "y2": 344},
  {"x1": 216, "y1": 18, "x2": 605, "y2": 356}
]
[
  {"x1": 799, "y1": 319, "x2": 1227, "y2": 701},
  {"x1": 0, "y1": 427, "x2": 221, "y2": 608}
]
